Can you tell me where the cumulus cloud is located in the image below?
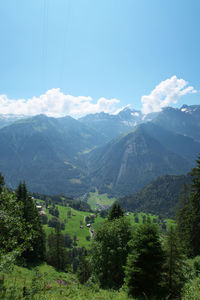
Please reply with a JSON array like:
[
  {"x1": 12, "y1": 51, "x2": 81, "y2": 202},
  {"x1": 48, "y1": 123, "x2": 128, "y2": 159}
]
[
  {"x1": 0, "y1": 88, "x2": 120, "y2": 118},
  {"x1": 141, "y1": 76, "x2": 197, "y2": 114}
]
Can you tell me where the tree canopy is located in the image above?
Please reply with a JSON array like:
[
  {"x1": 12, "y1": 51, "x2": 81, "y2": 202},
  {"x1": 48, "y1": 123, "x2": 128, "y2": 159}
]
[
  {"x1": 108, "y1": 202, "x2": 124, "y2": 221},
  {"x1": 125, "y1": 223, "x2": 164, "y2": 297},
  {"x1": 90, "y1": 216, "x2": 132, "y2": 288},
  {"x1": 16, "y1": 182, "x2": 46, "y2": 261},
  {"x1": 176, "y1": 155, "x2": 200, "y2": 257}
]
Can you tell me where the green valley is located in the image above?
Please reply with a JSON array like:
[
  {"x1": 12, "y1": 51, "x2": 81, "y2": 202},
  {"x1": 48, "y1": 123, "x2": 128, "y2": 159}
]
[{"x1": 87, "y1": 189, "x2": 116, "y2": 210}]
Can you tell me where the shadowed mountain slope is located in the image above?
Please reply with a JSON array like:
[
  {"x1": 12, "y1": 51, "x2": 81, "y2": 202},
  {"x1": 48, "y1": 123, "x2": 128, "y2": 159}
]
[{"x1": 87, "y1": 124, "x2": 197, "y2": 197}]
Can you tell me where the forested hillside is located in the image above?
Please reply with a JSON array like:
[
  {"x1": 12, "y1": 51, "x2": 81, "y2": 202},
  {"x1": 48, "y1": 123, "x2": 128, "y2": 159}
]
[
  {"x1": 118, "y1": 174, "x2": 192, "y2": 217},
  {"x1": 87, "y1": 125, "x2": 196, "y2": 196}
]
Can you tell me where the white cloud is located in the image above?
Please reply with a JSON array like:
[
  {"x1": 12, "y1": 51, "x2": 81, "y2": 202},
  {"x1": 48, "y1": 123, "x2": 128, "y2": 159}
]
[
  {"x1": 0, "y1": 88, "x2": 120, "y2": 118},
  {"x1": 141, "y1": 76, "x2": 197, "y2": 114}
]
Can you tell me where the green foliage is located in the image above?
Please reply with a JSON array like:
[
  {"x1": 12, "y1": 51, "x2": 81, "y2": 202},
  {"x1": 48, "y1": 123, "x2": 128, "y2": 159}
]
[
  {"x1": 0, "y1": 187, "x2": 31, "y2": 271},
  {"x1": 77, "y1": 254, "x2": 91, "y2": 284},
  {"x1": 125, "y1": 223, "x2": 164, "y2": 297},
  {"x1": 63, "y1": 234, "x2": 73, "y2": 248},
  {"x1": 90, "y1": 217, "x2": 132, "y2": 289},
  {"x1": 0, "y1": 182, "x2": 46, "y2": 268},
  {"x1": 119, "y1": 174, "x2": 192, "y2": 218},
  {"x1": 48, "y1": 216, "x2": 65, "y2": 229},
  {"x1": 162, "y1": 226, "x2": 187, "y2": 298},
  {"x1": 176, "y1": 183, "x2": 192, "y2": 254},
  {"x1": 49, "y1": 206, "x2": 59, "y2": 217},
  {"x1": 0, "y1": 172, "x2": 4, "y2": 192},
  {"x1": 0, "y1": 263, "x2": 133, "y2": 299},
  {"x1": 192, "y1": 256, "x2": 200, "y2": 275},
  {"x1": 46, "y1": 226, "x2": 69, "y2": 271},
  {"x1": 16, "y1": 182, "x2": 46, "y2": 261},
  {"x1": 108, "y1": 203, "x2": 124, "y2": 221},
  {"x1": 182, "y1": 276, "x2": 200, "y2": 300},
  {"x1": 176, "y1": 155, "x2": 200, "y2": 257},
  {"x1": 189, "y1": 155, "x2": 200, "y2": 256},
  {"x1": 41, "y1": 214, "x2": 48, "y2": 225}
]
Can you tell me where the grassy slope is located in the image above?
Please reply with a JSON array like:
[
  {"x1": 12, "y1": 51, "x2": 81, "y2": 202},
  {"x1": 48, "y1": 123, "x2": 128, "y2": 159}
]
[
  {"x1": 1, "y1": 263, "x2": 132, "y2": 300},
  {"x1": 40, "y1": 200, "x2": 175, "y2": 249},
  {"x1": 1, "y1": 203, "x2": 175, "y2": 299},
  {"x1": 43, "y1": 205, "x2": 92, "y2": 248}
]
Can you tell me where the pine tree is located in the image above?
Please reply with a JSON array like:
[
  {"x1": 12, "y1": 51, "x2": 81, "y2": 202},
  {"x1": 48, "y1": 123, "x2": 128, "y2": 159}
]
[
  {"x1": 163, "y1": 226, "x2": 187, "y2": 298},
  {"x1": 176, "y1": 155, "x2": 200, "y2": 257},
  {"x1": 77, "y1": 254, "x2": 91, "y2": 284},
  {"x1": 16, "y1": 182, "x2": 46, "y2": 261},
  {"x1": 0, "y1": 173, "x2": 4, "y2": 193},
  {"x1": 189, "y1": 155, "x2": 200, "y2": 256},
  {"x1": 108, "y1": 202, "x2": 124, "y2": 221},
  {"x1": 125, "y1": 223, "x2": 164, "y2": 297},
  {"x1": 90, "y1": 217, "x2": 132, "y2": 288},
  {"x1": 0, "y1": 188, "x2": 31, "y2": 270},
  {"x1": 47, "y1": 226, "x2": 69, "y2": 271},
  {"x1": 176, "y1": 183, "x2": 192, "y2": 254}
]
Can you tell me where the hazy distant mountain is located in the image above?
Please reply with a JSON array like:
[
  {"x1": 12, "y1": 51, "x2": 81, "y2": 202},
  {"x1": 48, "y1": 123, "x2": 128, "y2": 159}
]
[
  {"x1": 87, "y1": 123, "x2": 197, "y2": 197},
  {"x1": 153, "y1": 105, "x2": 200, "y2": 142},
  {"x1": 0, "y1": 104, "x2": 199, "y2": 198},
  {"x1": 139, "y1": 122, "x2": 200, "y2": 162},
  {"x1": 0, "y1": 114, "x2": 26, "y2": 129},
  {"x1": 79, "y1": 107, "x2": 145, "y2": 142},
  {"x1": 0, "y1": 115, "x2": 104, "y2": 196},
  {"x1": 80, "y1": 104, "x2": 200, "y2": 143}
]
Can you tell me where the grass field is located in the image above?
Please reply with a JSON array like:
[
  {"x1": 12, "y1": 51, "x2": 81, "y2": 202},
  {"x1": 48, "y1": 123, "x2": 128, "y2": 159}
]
[
  {"x1": 43, "y1": 205, "x2": 92, "y2": 248},
  {"x1": 39, "y1": 199, "x2": 175, "y2": 250},
  {"x1": 87, "y1": 189, "x2": 116, "y2": 210}
]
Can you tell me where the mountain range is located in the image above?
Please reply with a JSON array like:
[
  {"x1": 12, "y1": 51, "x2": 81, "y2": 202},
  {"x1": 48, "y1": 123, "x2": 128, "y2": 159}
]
[
  {"x1": 0, "y1": 104, "x2": 199, "y2": 198},
  {"x1": 118, "y1": 173, "x2": 192, "y2": 217}
]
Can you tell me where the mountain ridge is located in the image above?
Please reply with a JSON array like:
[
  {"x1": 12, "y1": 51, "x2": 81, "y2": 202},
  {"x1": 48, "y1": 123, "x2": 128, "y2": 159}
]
[{"x1": 0, "y1": 104, "x2": 199, "y2": 198}]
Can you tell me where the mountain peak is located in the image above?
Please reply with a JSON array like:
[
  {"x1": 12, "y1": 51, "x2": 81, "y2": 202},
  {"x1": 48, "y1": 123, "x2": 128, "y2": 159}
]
[
  {"x1": 180, "y1": 104, "x2": 200, "y2": 114},
  {"x1": 117, "y1": 107, "x2": 141, "y2": 120}
]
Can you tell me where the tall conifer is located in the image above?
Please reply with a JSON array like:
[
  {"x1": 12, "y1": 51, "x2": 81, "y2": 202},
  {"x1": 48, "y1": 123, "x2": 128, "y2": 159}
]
[
  {"x1": 163, "y1": 226, "x2": 186, "y2": 298},
  {"x1": 125, "y1": 223, "x2": 164, "y2": 297},
  {"x1": 189, "y1": 155, "x2": 200, "y2": 256},
  {"x1": 47, "y1": 226, "x2": 69, "y2": 271},
  {"x1": 108, "y1": 202, "x2": 124, "y2": 221},
  {"x1": 176, "y1": 155, "x2": 200, "y2": 257},
  {"x1": 16, "y1": 182, "x2": 46, "y2": 261}
]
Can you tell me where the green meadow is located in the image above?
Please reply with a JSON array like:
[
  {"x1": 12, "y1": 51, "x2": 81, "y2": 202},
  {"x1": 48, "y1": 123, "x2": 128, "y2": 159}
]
[
  {"x1": 43, "y1": 205, "x2": 92, "y2": 248},
  {"x1": 87, "y1": 189, "x2": 116, "y2": 210},
  {"x1": 41, "y1": 200, "x2": 175, "y2": 249},
  {"x1": 0, "y1": 263, "x2": 133, "y2": 300}
]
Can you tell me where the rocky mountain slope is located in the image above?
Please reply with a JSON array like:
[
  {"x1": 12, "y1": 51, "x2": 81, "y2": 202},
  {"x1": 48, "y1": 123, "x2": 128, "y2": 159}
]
[
  {"x1": 87, "y1": 123, "x2": 198, "y2": 196},
  {"x1": 0, "y1": 104, "x2": 199, "y2": 197}
]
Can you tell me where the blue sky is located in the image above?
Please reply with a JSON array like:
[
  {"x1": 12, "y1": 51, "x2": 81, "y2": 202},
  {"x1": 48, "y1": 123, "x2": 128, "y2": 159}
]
[{"x1": 0, "y1": 0, "x2": 200, "y2": 117}]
